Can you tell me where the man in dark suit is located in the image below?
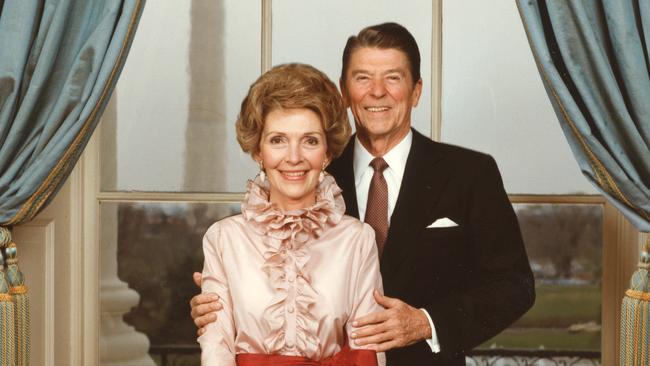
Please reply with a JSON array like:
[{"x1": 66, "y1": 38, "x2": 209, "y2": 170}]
[{"x1": 191, "y1": 22, "x2": 535, "y2": 365}]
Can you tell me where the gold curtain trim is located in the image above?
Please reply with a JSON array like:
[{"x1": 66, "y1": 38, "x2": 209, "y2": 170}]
[
  {"x1": 626, "y1": 289, "x2": 650, "y2": 301},
  {"x1": 9, "y1": 286, "x2": 27, "y2": 295},
  {"x1": 6, "y1": 0, "x2": 145, "y2": 226},
  {"x1": 0, "y1": 294, "x2": 11, "y2": 302},
  {"x1": 515, "y1": 2, "x2": 650, "y2": 224}
]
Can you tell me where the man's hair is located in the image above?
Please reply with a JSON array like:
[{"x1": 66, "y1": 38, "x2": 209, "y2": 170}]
[
  {"x1": 341, "y1": 22, "x2": 421, "y2": 84},
  {"x1": 236, "y1": 63, "x2": 351, "y2": 158}
]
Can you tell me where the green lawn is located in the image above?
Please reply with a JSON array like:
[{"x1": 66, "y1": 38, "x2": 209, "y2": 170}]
[
  {"x1": 478, "y1": 284, "x2": 601, "y2": 350},
  {"x1": 512, "y1": 284, "x2": 600, "y2": 328}
]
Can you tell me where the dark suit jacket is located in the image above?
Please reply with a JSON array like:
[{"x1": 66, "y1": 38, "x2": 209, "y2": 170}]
[{"x1": 327, "y1": 129, "x2": 535, "y2": 365}]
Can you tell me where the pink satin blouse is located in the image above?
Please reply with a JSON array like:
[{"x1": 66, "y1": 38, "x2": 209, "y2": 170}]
[{"x1": 198, "y1": 174, "x2": 385, "y2": 365}]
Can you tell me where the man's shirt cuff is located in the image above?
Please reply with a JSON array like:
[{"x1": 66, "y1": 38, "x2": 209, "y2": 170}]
[{"x1": 420, "y1": 308, "x2": 440, "y2": 353}]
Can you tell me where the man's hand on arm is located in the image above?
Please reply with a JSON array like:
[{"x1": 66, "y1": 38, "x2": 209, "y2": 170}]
[
  {"x1": 190, "y1": 272, "x2": 223, "y2": 336},
  {"x1": 350, "y1": 290, "x2": 432, "y2": 352}
]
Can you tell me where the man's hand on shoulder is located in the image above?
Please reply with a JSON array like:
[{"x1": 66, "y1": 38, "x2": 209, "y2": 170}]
[
  {"x1": 350, "y1": 291, "x2": 432, "y2": 352},
  {"x1": 190, "y1": 272, "x2": 223, "y2": 336}
]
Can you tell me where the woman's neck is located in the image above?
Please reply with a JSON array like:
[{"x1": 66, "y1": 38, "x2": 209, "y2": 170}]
[{"x1": 269, "y1": 193, "x2": 317, "y2": 211}]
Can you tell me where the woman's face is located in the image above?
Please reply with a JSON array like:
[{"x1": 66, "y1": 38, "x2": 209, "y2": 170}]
[{"x1": 256, "y1": 108, "x2": 329, "y2": 211}]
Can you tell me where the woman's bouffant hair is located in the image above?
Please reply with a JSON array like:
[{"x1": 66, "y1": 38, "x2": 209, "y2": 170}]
[{"x1": 236, "y1": 63, "x2": 351, "y2": 158}]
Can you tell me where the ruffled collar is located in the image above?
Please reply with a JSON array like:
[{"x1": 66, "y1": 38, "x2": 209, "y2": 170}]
[
  {"x1": 240, "y1": 172, "x2": 346, "y2": 357},
  {"x1": 241, "y1": 172, "x2": 346, "y2": 247}
]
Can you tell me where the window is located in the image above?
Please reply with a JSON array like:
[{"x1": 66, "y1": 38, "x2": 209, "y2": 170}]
[{"x1": 98, "y1": 1, "x2": 436, "y2": 365}]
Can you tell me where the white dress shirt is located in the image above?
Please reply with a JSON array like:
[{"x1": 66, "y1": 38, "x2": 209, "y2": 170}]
[{"x1": 352, "y1": 130, "x2": 441, "y2": 353}]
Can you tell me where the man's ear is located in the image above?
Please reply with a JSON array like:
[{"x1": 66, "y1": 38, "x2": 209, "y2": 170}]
[
  {"x1": 339, "y1": 78, "x2": 350, "y2": 108},
  {"x1": 411, "y1": 78, "x2": 423, "y2": 108}
]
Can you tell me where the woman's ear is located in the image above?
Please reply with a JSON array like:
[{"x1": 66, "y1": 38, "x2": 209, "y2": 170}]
[
  {"x1": 253, "y1": 153, "x2": 262, "y2": 168},
  {"x1": 323, "y1": 156, "x2": 331, "y2": 170}
]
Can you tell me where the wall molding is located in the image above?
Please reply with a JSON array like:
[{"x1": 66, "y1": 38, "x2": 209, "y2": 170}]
[
  {"x1": 81, "y1": 130, "x2": 100, "y2": 366},
  {"x1": 606, "y1": 211, "x2": 639, "y2": 366},
  {"x1": 12, "y1": 219, "x2": 55, "y2": 366}
]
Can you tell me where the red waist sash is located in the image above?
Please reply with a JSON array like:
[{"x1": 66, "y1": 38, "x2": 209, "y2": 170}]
[{"x1": 235, "y1": 345, "x2": 377, "y2": 366}]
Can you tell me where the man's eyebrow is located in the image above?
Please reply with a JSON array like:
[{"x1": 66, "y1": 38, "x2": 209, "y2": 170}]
[
  {"x1": 349, "y1": 68, "x2": 406, "y2": 75},
  {"x1": 350, "y1": 69, "x2": 370, "y2": 75},
  {"x1": 384, "y1": 68, "x2": 406, "y2": 75}
]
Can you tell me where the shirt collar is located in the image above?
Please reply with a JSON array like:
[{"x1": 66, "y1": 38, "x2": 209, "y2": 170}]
[{"x1": 353, "y1": 130, "x2": 413, "y2": 184}]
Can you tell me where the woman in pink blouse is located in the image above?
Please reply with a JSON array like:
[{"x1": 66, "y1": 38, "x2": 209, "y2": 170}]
[{"x1": 198, "y1": 63, "x2": 384, "y2": 366}]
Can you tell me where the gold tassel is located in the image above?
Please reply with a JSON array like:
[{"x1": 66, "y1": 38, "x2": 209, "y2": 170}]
[
  {"x1": 0, "y1": 226, "x2": 16, "y2": 366},
  {"x1": 6, "y1": 242, "x2": 29, "y2": 366},
  {"x1": 620, "y1": 233, "x2": 650, "y2": 366}
]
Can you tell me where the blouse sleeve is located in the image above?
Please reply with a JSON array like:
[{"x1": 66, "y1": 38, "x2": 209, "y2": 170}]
[
  {"x1": 346, "y1": 224, "x2": 386, "y2": 366},
  {"x1": 197, "y1": 223, "x2": 237, "y2": 366}
]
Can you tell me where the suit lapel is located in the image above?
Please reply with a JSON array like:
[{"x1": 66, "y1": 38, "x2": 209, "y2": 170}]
[
  {"x1": 327, "y1": 137, "x2": 359, "y2": 218},
  {"x1": 330, "y1": 130, "x2": 450, "y2": 280},
  {"x1": 380, "y1": 130, "x2": 446, "y2": 279}
]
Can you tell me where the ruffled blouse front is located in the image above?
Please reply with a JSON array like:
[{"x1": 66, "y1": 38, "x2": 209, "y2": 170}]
[
  {"x1": 241, "y1": 174, "x2": 345, "y2": 355},
  {"x1": 199, "y1": 173, "x2": 384, "y2": 365}
]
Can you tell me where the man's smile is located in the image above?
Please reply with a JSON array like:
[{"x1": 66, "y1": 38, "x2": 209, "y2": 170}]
[{"x1": 365, "y1": 106, "x2": 390, "y2": 112}]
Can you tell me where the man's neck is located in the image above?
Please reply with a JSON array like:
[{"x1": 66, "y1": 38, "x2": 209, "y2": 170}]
[{"x1": 357, "y1": 128, "x2": 410, "y2": 157}]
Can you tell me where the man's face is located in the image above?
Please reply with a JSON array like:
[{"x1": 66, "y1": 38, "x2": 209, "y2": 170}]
[{"x1": 341, "y1": 47, "x2": 422, "y2": 143}]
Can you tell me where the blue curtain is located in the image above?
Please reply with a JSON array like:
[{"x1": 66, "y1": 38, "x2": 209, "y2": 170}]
[
  {"x1": 517, "y1": 0, "x2": 649, "y2": 232},
  {"x1": 0, "y1": 1, "x2": 145, "y2": 364},
  {"x1": 517, "y1": 0, "x2": 649, "y2": 364},
  {"x1": 0, "y1": 0, "x2": 145, "y2": 225}
]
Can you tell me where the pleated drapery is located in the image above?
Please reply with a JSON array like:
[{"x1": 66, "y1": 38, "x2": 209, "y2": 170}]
[
  {"x1": 0, "y1": 1, "x2": 145, "y2": 364},
  {"x1": 517, "y1": 1, "x2": 649, "y2": 364}
]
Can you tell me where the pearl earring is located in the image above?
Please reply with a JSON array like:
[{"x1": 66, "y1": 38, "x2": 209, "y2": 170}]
[
  {"x1": 319, "y1": 161, "x2": 327, "y2": 183},
  {"x1": 258, "y1": 161, "x2": 266, "y2": 182}
]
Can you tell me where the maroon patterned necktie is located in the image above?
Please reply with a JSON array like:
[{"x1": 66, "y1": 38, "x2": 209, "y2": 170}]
[{"x1": 365, "y1": 157, "x2": 389, "y2": 257}]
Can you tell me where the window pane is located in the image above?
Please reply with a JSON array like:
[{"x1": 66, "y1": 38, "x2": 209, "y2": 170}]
[
  {"x1": 272, "y1": 0, "x2": 433, "y2": 137},
  {"x1": 481, "y1": 203, "x2": 603, "y2": 353},
  {"x1": 101, "y1": 202, "x2": 241, "y2": 364},
  {"x1": 441, "y1": 0, "x2": 597, "y2": 194},
  {"x1": 104, "y1": 201, "x2": 603, "y2": 363},
  {"x1": 101, "y1": 0, "x2": 261, "y2": 193}
]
